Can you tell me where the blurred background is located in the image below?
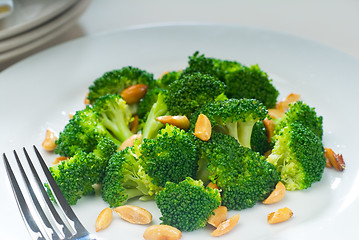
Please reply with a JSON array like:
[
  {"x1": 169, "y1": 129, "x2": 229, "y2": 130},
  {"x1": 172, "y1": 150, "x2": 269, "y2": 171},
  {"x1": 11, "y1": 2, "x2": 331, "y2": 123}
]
[{"x1": 0, "y1": 0, "x2": 358, "y2": 71}]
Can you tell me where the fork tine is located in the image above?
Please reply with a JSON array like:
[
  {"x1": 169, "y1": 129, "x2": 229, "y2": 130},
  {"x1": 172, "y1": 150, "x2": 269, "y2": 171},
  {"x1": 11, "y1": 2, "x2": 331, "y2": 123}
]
[
  {"x1": 13, "y1": 149, "x2": 60, "y2": 240},
  {"x1": 22, "y1": 148, "x2": 73, "y2": 239},
  {"x1": 33, "y1": 146, "x2": 91, "y2": 239},
  {"x1": 3, "y1": 153, "x2": 46, "y2": 240}
]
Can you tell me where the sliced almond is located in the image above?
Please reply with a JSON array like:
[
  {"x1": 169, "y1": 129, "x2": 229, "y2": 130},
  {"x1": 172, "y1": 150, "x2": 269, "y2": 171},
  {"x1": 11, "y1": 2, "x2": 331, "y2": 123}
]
[
  {"x1": 262, "y1": 181, "x2": 286, "y2": 204},
  {"x1": 262, "y1": 118, "x2": 275, "y2": 142},
  {"x1": 42, "y1": 129, "x2": 58, "y2": 151},
  {"x1": 52, "y1": 156, "x2": 68, "y2": 165},
  {"x1": 113, "y1": 205, "x2": 152, "y2": 225},
  {"x1": 206, "y1": 182, "x2": 219, "y2": 190},
  {"x1": 120, "y1": 84, "x2": 148, "y2": 104},
  {"x1": 130, "y1": 115, "x2": 139, "y2": 133},
  {"x1": 84, "y1": 92, "x2": 90, "y2": 105},
  {"x1": 156, "y1": 115, "x2": 190, "y2": 130},
  {"x1": 143, "y1": 225, "x2": 181, "y2": 240},
  {"x1": 324, "y1": 148, "x2": 345, "y2": 171},
  {"x1": 277, "y1": 93, "x2": 301, "y2": 111},
  {"x1": 95, "y1": 207, "x2": 113, "y2": 232},
  {"x1": 194, "y1": 113, "x2": 212, "y2": 141},
  {"x1": 208, "y1": 206, "x2": 228, "y2": 228},
  {"x1": 211, "y1": 214, "x2": 239, "y2": 237},
  {"x1": 267, "y1": 207, "x2": 293, "y2": 224},
  {"x1": 119, "y1": 134, "x2": 142, "y2": 151},
  {"x1": 268, "y1": 108, "x2": 285, "y2": 119}
]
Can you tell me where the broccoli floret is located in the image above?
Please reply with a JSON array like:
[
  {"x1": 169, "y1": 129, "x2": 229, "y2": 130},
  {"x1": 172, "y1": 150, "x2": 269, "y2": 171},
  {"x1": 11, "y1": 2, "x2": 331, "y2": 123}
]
[
  {"x1": 87, "y1": 66, "x2": 155, "y2": 104},
  {"x1": 102, "y1": 147, "x2": 150, "y2": 207},
  {"x1": 251, "y1": 121, "x2": 271, "y2": 155},
  {"x1": 141, "y1": 91, "x2": 169, "y2": 140},
  {"x1": 267, "y1": 122, "x2": 326, "y2": 190},
  {"x1": 137, "y1": 87, "x2": 166, "y2": 121},
  {"x1": 276, "y1": 101, "x2": 323, "y2": 139},
  {"x1": 182, "y1": 52, "x2": 279, "y2": 108},
  {"x1": 166, "y1": 72, "x2": 226, "y2": 117},
  {"x1": 92, "y1": 94, "x2": 134, "y2": 143},
  {"x1": 50, "y1": 137, "x2": 117, "y2": 205},
  {"x1": 194, "y1": 131, "x2": 279, "y2": 210},
  {"x1": 54, "y1": 106, "x2": 120, "y2": 157},
  {"x1": 156, "y1": 70, "x2": 182, "y2": 89},
  {"x1": 192, "y1": 98, "x2": 268, "y2": 148},
  {"x1": 155, "y1": 177, "x2": 221, "y2": 232},
  {"x1": 139, "y1": 125, "x2": 198, "y2": 193}
]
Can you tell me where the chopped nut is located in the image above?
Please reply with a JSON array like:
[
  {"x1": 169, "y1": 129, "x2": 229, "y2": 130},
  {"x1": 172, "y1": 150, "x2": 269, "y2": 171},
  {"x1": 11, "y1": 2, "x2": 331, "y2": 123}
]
[
  {"x1": 156, "y1": 115, "x2": 190, "y2": 130},
  {"x1": 114, "y1": 205, "x2": 152, "y2": 225},
  {"x1": 211, "y1": 214, "x2": 240, "y2": 237},
  {"x1": 52, "y1": 156, "x2": 68, "y2": 165},
  {"x1": 262, "y1": 181, "x2": 286, "y2": 204},
  {"x1": 120, "y1": 84, "x2": 148, "y2": 104},
  {"x1": 119, "y1": 134, "x2": 142, "y2": 151},
  {"x1": 262, "y1": 118, "x2": 275, "y2": 142},
  {"x1": 207, "y1": 182, "x2": 219, "y2": 190},
  {"x1": 208, "y1": 206, "x2": 228, "y2": 228},
  {"x1": 324, "y1": 148, "x2": 345, "y2": 171},
  {"x1": 267, "y1": 207, "x2": 293, "y2": 224},
  {"x1": 95, "y1": 207, "x2": 113, "y2": 232},
  {"x1": 84, "y1": 92, "x2": 90, "y2": 105},
  {"x1": 143, "y1": 225, "x2": 181, "y2": 240},
  {"x1": 194, "y1": 113, "x2": 212, "y2": 141},
  {"x1": 42, "y1": 129, "x2": 58, "y2": 151},
  {"x1": 277, "y1": 93, "x2": 301, "y2": 111},
  {"x1": 130, "y1": 115, "x2": 139, "y2": 133},
  {"x1": 264, "y1": 150, "x2": 272, "y2": 158}
]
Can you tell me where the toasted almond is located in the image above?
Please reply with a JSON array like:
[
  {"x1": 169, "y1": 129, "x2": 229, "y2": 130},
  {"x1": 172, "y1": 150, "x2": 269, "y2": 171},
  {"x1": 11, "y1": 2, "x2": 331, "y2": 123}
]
[
  {"x1": 264, "y1": 150, "x2": 272, "y2": 158},
  {"x1": 207, "y1": 182, "x2": 219, "y2": 190},
  {"x1": 52, "y1": 156, "x2": 68, "y2": 165},
  {"x1": 95, "y1": 207, "x2": 113, "y2": 232},
  {"x1": 262, "y1": 181, "x2": 286, "y2": 204},
  {"x1": 277, "y1": 93, "x2": 301, "y2": 111},
  {"x1": 159, "y1": 71, "x2": 170, "y2": 79},
  {"x1": 84, "y1": 92, "x2": 90, "y2": 105},
  {"x1": 130, "y1": 115, "x2": 139, "y2": 133},
  {"x1": 208, "y1": 206, "x2": 228, "y2": 228},
  {"x1": 42, "y1": 129, "x2": 58, "y2": 151},
  {"x1": 143, "y1": 225, "x2": 181, "y2": 240},
  {"x1": 114, "y1": 205, "x2": 152, "y2": 225},
  {"x1": 194, "y1": 113, "x2": 212, "y2": 141},
  {"x1": 119, "y1": 134, "x2": 142, "y2": 151},
  {"x1": 120, "y1": 84, "x2": 148, "y2": 104},
  {"x1": 324, "y1": 148, "x2": 345, "y2": 171},
  {"x1": 156, "y1": 115, "x2": 190, "y2": 130},
  {"x1": 268, "y1": 108, "x2": 285, "y2": 119},
  {"x1": 262, "y1": 118, "x2": 275, "y2": 142},
  {"x1": 211, "y1": 214, "x2": 240, "y2": 237},
  {"x1": 267, "y1": 207, "x2": 293, "y2": 224}
]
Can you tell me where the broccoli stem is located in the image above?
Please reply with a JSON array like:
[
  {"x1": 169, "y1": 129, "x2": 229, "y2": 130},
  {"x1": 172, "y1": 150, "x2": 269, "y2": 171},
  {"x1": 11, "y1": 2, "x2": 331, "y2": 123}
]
[
  {"x1": 237, "y1": 121, "x2": 256, "y2": 148},
  {"x1": 225, "y1": 121, "x2": 240, "y2": 142},
  {"x1": 101, "y1": 110, "x2": 133, "y2": 142}
]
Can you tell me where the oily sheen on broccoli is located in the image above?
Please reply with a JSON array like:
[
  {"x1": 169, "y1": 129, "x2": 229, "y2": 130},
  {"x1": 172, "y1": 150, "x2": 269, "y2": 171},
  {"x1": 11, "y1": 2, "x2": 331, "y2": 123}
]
[
  {"x1": 87, "y1": 66, "x2": 155, "y2": 104},
  {"x1": 155, "y1": 178, "x2": 221, "y2": 232},
  {"x1": 267, "y1": 122, "x2": 326, "y2": 190}
]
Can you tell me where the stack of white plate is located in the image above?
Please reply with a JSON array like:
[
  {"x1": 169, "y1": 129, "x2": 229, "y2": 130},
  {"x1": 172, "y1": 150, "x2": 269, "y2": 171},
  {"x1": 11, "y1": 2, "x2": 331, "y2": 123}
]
[{"x1": 0, "y1": 0, "x2": 91, "y2": 66}]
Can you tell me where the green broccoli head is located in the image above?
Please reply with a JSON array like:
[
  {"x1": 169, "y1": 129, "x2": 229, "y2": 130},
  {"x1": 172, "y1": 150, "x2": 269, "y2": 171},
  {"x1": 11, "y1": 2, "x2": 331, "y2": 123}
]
[
  {"x1": 276, "y1": 101, "x2": 323, "y2": 139},
  {"x1": 156, "y1": 70, "x2": 182, "y2": 89},
  {"x1": 50, "y1": 137, "x2": 117, "y2": 205},
  {"x1": 251, "y1": 121, "x2": 271, "y2": 155},
  {"x1": 166, "y1": 72, "x2": 226, "y2": 117},
  {"x1": 102, "y1": 147, "x2": 150, "y2": 207},
  {"x1": 139, "y1": 125, "x2": 199, "y2": 190},
  {"x1": 54, "y1": 106, "x2": 119, "y2": 157},
  {"x1": 87, "y1": 66, "x2": 155, "y2": 104},
  {"x1": 192, "y1": 98, "x2": 268, "y2": 148},
  {"x1": 155, "y1": 177, "x2": 221, "y2": 232},
  {"x1": 267, "y1": 122, "x2": 326, "y2": 190},
  {"x1": 195, "y1": 131, "x2": 279, "y2": 210},
  {"x1": 92, "y1": 94, "x2": 134, "y2": 143},
  {"x1": 182, "y1": 51, "x2": 279, "y2": 108}
]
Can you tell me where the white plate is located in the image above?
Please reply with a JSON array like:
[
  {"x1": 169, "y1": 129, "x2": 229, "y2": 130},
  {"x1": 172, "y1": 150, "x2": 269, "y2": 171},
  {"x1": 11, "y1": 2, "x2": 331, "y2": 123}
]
[
  {"x1": 0, "y1": 0, "x2": 77, "y2": 40},
  {"x1": 0, "y1": 0, "x2": 91, "y2": 63},
  {"x1": 0, "y1": 24, "x2": 358, "y2": 240}
]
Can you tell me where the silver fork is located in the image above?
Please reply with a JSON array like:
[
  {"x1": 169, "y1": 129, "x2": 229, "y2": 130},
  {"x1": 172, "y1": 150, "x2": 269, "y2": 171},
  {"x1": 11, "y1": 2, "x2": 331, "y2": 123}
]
[{"x1": 3, "y1": 146, "x2": 96, "y2": 240}]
